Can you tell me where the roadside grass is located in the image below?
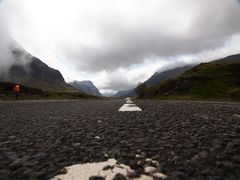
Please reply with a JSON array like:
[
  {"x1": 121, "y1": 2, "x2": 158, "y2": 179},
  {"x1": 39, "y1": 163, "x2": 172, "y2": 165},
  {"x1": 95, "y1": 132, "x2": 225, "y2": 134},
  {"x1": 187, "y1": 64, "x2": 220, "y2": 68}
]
[{"x1": 0, "y1": 81, "x2": 99, "y2": 100}]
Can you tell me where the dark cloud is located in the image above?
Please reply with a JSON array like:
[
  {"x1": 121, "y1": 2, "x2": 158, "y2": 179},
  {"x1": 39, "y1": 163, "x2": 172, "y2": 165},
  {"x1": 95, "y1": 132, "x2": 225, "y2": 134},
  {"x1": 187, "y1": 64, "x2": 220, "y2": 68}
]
[{"x1": 62, "y1": 0, "x2": 240, "y2": 72}]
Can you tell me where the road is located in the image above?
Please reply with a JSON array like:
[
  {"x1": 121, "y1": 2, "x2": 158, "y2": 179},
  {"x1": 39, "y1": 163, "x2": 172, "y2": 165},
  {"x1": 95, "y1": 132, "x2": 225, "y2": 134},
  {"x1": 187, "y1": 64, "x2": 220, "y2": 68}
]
[{"x1": 0, "y1": 99, "x2": 239, "y2": 180}]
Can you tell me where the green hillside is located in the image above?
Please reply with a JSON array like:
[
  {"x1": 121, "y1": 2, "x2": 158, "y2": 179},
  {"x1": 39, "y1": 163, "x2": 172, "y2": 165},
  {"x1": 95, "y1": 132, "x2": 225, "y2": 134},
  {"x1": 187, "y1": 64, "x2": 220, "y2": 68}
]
[
  {"x1": 0, "y1": 81, "x2": 97, "y2": 100},
  {"x1": 136, "y1": 54, "x2": 240, "y2": 101}
]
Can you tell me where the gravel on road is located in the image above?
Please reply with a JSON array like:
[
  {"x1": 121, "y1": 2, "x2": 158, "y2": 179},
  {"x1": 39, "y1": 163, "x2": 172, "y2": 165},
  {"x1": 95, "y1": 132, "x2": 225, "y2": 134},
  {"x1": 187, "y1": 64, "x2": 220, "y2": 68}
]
[{"x1": 0, "y1": 99, "x2": 240, "y2": 180}]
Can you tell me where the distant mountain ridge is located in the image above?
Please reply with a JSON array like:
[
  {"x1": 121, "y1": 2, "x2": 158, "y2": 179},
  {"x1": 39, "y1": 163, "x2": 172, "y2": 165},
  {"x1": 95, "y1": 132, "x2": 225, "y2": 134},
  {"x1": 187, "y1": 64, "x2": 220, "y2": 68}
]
[
  {"x1": 113, "y1": 89, "x2": 136, "y2": 98},
  {"x1": 144, "y1": 65, "x2": 195, "y2": 87},
  {"x1": 0, "y1": 43, "x2": 75, "y2": 92},
  {"x1": 70, "y1": 80, "x2": 102, "y2": 96}
]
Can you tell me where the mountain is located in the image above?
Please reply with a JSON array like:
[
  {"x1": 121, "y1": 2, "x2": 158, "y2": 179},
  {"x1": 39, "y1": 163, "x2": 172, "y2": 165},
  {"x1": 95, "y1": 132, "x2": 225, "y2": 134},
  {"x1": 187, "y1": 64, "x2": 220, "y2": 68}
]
[
  {"x1": 0, "y1": 43, "x2": 75, "y2": 92},
  {"x1": 136, "y1": 53, "x2": 240, "y2": 101},
  {"x1": 211, "y1": 53, "x2": 240, "y2": 64},
  {"x1": 113, "y1": 65, "x2": 193, "y2": 98},
  {"x1": 70, "y1": 80, "x2": 102, "y2": 96},
  {"x1": 113, "y1": 89, "x2": 136, "y2": 98},
  {"x1": 144, "y1": 65, "x2": 195, "y2": 87}
]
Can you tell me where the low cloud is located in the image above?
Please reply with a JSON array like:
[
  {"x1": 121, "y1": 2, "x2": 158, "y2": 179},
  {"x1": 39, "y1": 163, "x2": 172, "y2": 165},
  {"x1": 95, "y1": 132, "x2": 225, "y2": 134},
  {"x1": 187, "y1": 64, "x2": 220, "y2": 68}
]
[{"x1": 60, "y1": 0, "x2": 240, "y2": 72}]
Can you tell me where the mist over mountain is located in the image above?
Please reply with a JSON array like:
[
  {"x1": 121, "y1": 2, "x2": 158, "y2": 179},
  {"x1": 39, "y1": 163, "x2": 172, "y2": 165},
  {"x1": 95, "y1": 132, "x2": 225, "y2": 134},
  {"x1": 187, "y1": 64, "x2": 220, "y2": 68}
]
[
  {"x1": 113, "y1": 89, "x2": 136, "y2": 98},
  {"x1": 113, "y1": 65, "x2": 194, "y2": 98},
  {"x1": 0, "y1": 41, "x2": 75, "y2": 92},
  {"x1": 144, "y1": 65, "x2": 195, "y2": 87},
  {"x1": 70, "y1": 80, "x2": 102, "y2": 96}
]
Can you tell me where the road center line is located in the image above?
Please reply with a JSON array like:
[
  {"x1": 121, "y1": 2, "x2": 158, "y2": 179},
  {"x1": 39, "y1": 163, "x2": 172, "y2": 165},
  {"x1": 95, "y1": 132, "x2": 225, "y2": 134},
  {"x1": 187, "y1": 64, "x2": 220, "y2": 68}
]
[
  {"x1": 51, "y1": 158, "x2": 167, "y2": 180},
  {"x1": 119, "y1": 97, "x2": 142, "y2": 112}
]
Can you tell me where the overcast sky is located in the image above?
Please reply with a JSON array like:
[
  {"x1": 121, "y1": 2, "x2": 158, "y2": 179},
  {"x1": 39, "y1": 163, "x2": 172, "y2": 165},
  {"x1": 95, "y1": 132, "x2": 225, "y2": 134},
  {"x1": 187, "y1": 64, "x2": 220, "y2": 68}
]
[{"x1": 0, "y1": 0, "x2": 240, "y2": 95}]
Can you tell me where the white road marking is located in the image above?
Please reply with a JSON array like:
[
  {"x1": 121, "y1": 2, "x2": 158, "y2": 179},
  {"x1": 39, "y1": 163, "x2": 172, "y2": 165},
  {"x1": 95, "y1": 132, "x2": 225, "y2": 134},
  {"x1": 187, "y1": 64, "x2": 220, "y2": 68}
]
[
  {"x1": 126, "y1": 99, "x2": 133, "y2": 104},
  {"x1": 119, "y1": 98, "x2": 142, "y2": 112},
  {"x1": 51, "y1": 158, "x2": 167, "y2": 180}
]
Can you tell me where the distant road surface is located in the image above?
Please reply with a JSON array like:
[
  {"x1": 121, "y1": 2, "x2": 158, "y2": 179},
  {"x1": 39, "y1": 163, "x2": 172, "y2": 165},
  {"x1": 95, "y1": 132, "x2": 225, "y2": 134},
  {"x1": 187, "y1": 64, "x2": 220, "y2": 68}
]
[{"x1": 0, "y1": 99, "x2": 240, "y2": 179}]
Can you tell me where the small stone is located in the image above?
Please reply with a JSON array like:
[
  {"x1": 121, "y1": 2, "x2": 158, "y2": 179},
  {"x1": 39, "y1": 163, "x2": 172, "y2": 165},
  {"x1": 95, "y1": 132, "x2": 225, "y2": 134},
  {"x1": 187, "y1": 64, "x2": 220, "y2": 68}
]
[
  {"x1": 157, "y1": 162, "x2": 168, "y2": 173},
  {"x1": 199, "y1": 150, "x2": 208, "y2": 158},
  {"x1": 9, "y1": 159, "x2": 22, "y2": 170},
  {"x1": 136, "y1": 138, "x2": 145, "y2": 143},
  {"x1": 232, "y1": 155, "x2": 240, "y2": 162},
  {"x1": 57, "y1": 167, "x2": 68, "y2": 174},
  {"x1": 148, "y1": 129, "x2": 155, "y2": 133},
  {"x1": 95, "y1": 136, "x2": 101, "y2": 140},
  {"x1": 102, "y1": 165, "x2": 114, "y2": 171},
  {"x1": 192, "y1": 155, "x2": 200, "y2": 161},
  {"x1": 212, "y1": 176, "x2": 224, "y2": 180},
  {"x1": 120, "y1": 140, "x2": 128, "y2": 144},
  {"x1": 104, "y1": 153, "x2": 109, "y2": 158},
  {"x1": 154, "y1": 177, "x2": 165, "y2": 180},
  {"x1": 135, "y1": 154, "x2": 140, "y2": 158},
  {"x1": 140, "y1": 152, "x2": 146, "y2": 158},
  {"x1": 109, "y1": 150, "x2": 120, "y2": 158},
  {"x1": 0, "y1": 169, "x2": 11, "y2": 177},
  {"x1": 171, "y1": 171, "x2": 187, "y2": 178},
  {"x1": 127, "y1": 170, "x2": 141, "y2": 178},
  {"x1": 146, "y1": 158, "x2": 152, "y2": 162},
  {"x1": 22, "y1": 160, "x2": 39, "y2": 167},
  {"x1": 129, "y1": 159, "x2": 139, "y2": 169},
  {"x1": 8, "y1": 136, "x2": 16, "y2": 139},
  {"x1": 113, "y1": 173, "x2": 127, "y2": 180},
  {"x1": 6, "y1": 153, "x2": 18, "y2": 160},
  {"x1": 29, "y1": 171, "x2": 46, "y2": 179},
  {"x1": 73, "y1": 143, "x2": 81, "y2": 147},
  {"x1": 137, "y1": 160, "x2": 145, "y2": 166},
  {"x1": 218, "y1": 161, "x2": 235, "y2": 169},
  {"x1": 22, "y1": 168, "x2": 34, "y2": 177},
  {"x1": 34, "y1": 152, "x2": 47, "y2": 159},
  {"x1": 89, "y1": 176, "x2": 105, "y2": 180},
  {"x1": 233, "y1": 114, "x2": 240, "y2": 118},
  {"x1": 226, "y1": 141, "x2": 238, "y2": 150}
]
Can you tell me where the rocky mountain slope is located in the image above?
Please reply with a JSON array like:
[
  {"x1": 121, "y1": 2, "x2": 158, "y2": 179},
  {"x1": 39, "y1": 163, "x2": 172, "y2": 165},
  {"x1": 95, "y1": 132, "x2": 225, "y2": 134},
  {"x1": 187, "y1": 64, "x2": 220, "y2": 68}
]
[
  {"x1": 0, "y1": 43, "x2": 75, "y2": 92},
  {"x1": 70, "y1": 80, "x2": 102, "y2": 96},
  {"x1": 113, "y1": 89, "x2": 136, "y2": 98},
  {"x1": 136, "y1": 53, "x2": 240, "y2": 101},
  {"x1": 144, "y1": 65, "x2": 194, "y2": 87}
]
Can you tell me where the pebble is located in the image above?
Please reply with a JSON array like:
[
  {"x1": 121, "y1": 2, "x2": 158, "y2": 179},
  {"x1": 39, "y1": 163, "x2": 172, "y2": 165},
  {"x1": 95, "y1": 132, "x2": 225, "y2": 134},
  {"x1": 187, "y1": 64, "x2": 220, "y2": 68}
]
[{"x1": 95, "y1": 136, "x2": 101, "y2": 140}]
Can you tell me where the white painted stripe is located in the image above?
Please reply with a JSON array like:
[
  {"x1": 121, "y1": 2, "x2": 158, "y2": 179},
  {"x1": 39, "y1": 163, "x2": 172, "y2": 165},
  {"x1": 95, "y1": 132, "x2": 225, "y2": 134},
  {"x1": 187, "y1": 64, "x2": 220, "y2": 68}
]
[
  {"x1": 126, "y1": 100, "x2": 133, "y2": 104},
  {"x1": 51, "y1": 158, "x2": 167, "y2": 180},
  {"x1": 119, "y1": 97, "x2": 142, "y2": 112},
  {"x1": 119, "y1": 103, "x2": 142, "y2": 111},
  {"x1": 126, "y1": 97, "x2": 133, "y2": 104}
]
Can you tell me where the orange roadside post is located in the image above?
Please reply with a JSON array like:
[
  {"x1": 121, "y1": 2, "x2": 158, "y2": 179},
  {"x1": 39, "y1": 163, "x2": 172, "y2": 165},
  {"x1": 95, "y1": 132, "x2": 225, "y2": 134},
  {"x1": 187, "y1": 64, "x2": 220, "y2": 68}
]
[{"x1": 13, "y1": 84, "x2": 20, "y2": 100}]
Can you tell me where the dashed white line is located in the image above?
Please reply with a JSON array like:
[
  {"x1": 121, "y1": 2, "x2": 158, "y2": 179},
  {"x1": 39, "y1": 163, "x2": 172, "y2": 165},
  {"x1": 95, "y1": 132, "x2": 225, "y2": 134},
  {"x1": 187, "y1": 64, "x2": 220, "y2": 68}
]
[
  {"x1": 51, "y1": 158, "x2": 167, "y2": 180},
  {"x1": 119, "y1": 97, "x2": 142, "y2": 112}
]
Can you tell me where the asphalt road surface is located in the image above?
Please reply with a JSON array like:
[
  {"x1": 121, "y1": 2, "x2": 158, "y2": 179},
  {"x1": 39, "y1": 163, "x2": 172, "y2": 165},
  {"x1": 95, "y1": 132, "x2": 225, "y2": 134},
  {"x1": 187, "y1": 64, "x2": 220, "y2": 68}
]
[{"x1": 0, "y1": 99, "x2": 240, "y2": 180}]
